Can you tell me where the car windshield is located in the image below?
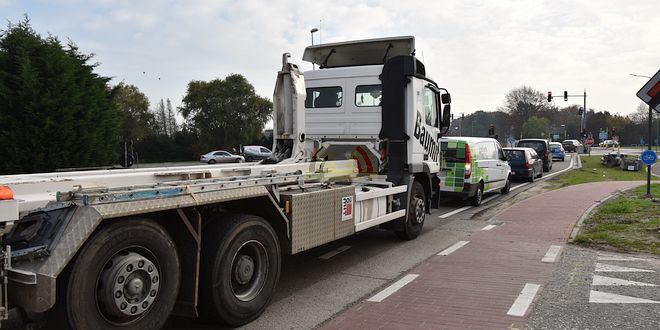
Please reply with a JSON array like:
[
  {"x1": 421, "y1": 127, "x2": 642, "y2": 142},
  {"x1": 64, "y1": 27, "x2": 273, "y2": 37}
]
[
  {"x1": 517, "y1": 141, "x2": 544, "y2": 154},
  {"x1": 550, "y1": 146, "x2": 562, "y2": 152}
]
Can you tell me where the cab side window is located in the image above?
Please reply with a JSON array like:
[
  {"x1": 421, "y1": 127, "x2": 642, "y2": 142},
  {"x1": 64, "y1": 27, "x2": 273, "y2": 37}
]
[
  {"x1": 423, "y1": 86, "x2": 438, "y2": 127},
  {"x1": 305, "y1": 87, "x2": 343, "y2": 108}
]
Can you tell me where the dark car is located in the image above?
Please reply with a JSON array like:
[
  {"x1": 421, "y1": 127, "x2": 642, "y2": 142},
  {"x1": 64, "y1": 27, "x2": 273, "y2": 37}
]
[
  {"x1": 562, "y1": 139, "x2": 582, "y2": 152},
  {"x1": 504, "y1": 147, "x2": 543, "y2": 182},
  {"x1": 517, "y1": 139, "x2": 552, "y2": 172}
]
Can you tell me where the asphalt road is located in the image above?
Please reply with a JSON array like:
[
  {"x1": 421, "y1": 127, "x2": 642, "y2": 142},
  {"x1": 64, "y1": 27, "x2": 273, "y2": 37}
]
[{"x1": 165, "y1": 155, "x2": 577, "y2": 329}]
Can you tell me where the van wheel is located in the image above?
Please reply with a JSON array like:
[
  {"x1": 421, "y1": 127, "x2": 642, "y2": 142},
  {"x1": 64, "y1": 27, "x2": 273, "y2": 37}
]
[
  {"x1": 200, "y1": 214, "x2": 281, "y2": 326},
  {"x1": 60, "y1": 219, "x2": 180, "y2": 329},
  {"x1": 395, "y1": 181, "x2": 425, "y2": 240},
  {"x1": 501, "y1": 176, "x2": 511, "y2": 195},
  {"x1": 470, "y1": 183, "x2": 484, "y2": 206}
]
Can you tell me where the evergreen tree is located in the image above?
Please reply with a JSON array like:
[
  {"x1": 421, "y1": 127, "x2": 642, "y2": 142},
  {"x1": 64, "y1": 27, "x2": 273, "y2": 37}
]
[
  {"x1": 166, "y1": 98, "x2": 178, "y2": 137},
  {"x1": 0, "y1": 18, "x2": 120, "y2": 174}
]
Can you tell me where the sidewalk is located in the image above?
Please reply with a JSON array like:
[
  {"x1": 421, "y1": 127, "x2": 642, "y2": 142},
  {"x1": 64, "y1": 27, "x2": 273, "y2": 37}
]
[{"x1": 321, "y1": 181, "x2": 644, "y2": 330}]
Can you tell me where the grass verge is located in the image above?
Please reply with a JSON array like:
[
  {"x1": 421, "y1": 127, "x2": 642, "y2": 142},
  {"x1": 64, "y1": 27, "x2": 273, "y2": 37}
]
[
  {"x1": 573, "y1": 184, "x2": 660, "y2": 255},
  {"x1": 546, "y1": 155, "x2": 658, "y2": 190}
]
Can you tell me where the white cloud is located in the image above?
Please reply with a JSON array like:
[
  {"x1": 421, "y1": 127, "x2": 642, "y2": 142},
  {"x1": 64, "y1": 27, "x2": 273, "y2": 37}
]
[{"x1": 2, "y1": 0, "x2": 659, "y2": 118}]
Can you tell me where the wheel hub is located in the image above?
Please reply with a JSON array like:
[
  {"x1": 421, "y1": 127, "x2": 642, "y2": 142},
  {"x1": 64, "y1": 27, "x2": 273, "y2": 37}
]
[
  {"x1": 235, "y1": 255, "x2": 255, "y2": 285},
  {"x1": 414, "y1": 198, "x2": 425, "y2": 224},
  {"x1": 99, "y1": 252, "x2": 160, "y2": 318}
]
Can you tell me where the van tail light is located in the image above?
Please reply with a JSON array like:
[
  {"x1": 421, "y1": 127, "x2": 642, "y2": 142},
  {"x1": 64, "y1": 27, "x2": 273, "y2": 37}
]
[
  {"x1": 525, "y1": 160, "x2": 532, "y2": 168},
  {"x1": 379, "y1": 142, "x2": 387, "y2": 161},
  {"x1": 0, "y1": 186, "x2": 14, "y2": 200},
  {"x1": 464, "y1": 144, "x2": 472, "y2": 179}
]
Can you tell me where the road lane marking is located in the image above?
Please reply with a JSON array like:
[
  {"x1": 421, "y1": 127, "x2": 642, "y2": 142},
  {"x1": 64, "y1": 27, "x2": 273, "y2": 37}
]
[
  {"x1": 589, "y1": 290, "x2": 660, "y2": 304},
  {"x1": 438, "y1": 206, "x2": 472, "y2": 218},
  {"x1": 541, "y1": 245, "x2": 562, "y2": 263},
  {"x1": 595, "y1": 263, "x2": 655, "y2": 273},
  {"x1": 482, "y1": 195, "x2": 498, "y2": 204},
  {"x1": 319, "y1": 245, "x2": 352, "y2": 260},
  {"x1": 481, "y1": 224, "x2": 497, "y2": 231},
  {"x1": 592, "y1": 275, "x2": 657, "y2": 287},
  {"x1": 437, "y1": 241, "x2": 470, "y2": 256},
  {"x1": 597, "y1": 254, "x2": 647, "y2": 261},
  {"x1": 540, "y1": 156, "x2": 575, "y2": 180},
  {"x1": 510, "y1": 182, "x2": 530, "y2": 191},
  {"x1": 367, "y1": 274, "x2": 419, "y2": 302},
  {"x1": 507, "y1": 283, "x2": 541, "y2": 316}
]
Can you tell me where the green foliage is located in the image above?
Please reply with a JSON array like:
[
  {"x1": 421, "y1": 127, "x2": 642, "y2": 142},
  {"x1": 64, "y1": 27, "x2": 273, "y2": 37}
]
[
  {"x1": 115, "y1": 83, "x2": 153, "y2": 141},
  {"x1": 180, "y1": 74, "x2": 271, "y2": 152},
  {"x1": 548, "y1": 156, "x2": 659, "y2": 187},
  {"x1": 574, "y1": 183, "x2": 660, "y2": 255},
  {"x1": 521, "y1": 116, "x2": 550, "y2": 138},
  {"x1": 0, "y1": 18, "x2": 119, "y2": 174}
]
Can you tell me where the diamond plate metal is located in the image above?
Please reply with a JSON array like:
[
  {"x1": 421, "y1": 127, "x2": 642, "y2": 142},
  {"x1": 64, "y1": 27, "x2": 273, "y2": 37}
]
[
  {"x1": 92, "y1": 186, "x2": 269, "y2": 219},
  {"x1": 283, "y1": 185, "x2": 355, "y2": 254},
  {"x1": 9, "y1": 205, "x2": 102, "y2": 312}
]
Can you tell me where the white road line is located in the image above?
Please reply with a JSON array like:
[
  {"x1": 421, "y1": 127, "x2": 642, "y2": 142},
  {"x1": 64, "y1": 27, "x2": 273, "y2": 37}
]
[
  {"x1": 541, "y1": 155, "x2": 575, "y2": 180},
  {"x1": 507, "y1": 283, "x2": 541, "y2": 316},
  {"x1": 481, "y1": 224, "x2": 497, "y2": 231},
  {"x1": 592, "y1": 275, "x2": 657, "y2": 287},
  {"x1": 367, "y1": 274, "x2": 419, "y2": 302},
  {"x1": 319, "y1": 245, "x2": 352, "y2": 260},
  {"x1": 481, "y1": 195, "x2": 498, "y2": 204},
  {"x1": 510, "y1": 182, "x2": 530, "y2": 191},
  {"x1": 595, "y1": 263, "x2": 655, "y2": 273},
  {"x1": 589, "y1": 290, "x2": 660, "y2": 304},
  {"x1": 597, "y1": 254, "x2": 647, "y2": 261},
  {"x1": 541, "y1": 245, "x2": 563, "y2": 263},
  {"x1": 438, "y1": 206, "x2": 472, "y2": 218},
  {"x1": 437, "y1": 241, "x2": 470, "y2": 256}
]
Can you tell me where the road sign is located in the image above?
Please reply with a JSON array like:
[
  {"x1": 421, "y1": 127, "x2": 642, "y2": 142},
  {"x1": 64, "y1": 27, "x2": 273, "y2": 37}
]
[
  {"x1": 640, "y1": 150, "x2": 657, "y2": 165},
  {"x1": 636, "y1": 69, "x2": 660, "y2": 113},
  {"x1": 585, "y1": 137, "x2": 594, "y2": 145}
]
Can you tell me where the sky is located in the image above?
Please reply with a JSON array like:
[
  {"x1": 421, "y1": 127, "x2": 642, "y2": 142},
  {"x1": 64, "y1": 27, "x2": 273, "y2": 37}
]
[{"x1": 2, "y1": 0, "x2": 658, "y2": 121}]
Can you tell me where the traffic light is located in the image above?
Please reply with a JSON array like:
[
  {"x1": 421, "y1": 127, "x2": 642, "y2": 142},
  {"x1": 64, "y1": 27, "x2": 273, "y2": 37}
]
[
  {"x1": 547, "y1": 91, "x2": 552, "y2": 102},
  {"x1": 564, "y1": 91, "x2": 568, "y2": 101},
  {"x1": 488, "y1": 124, "x2": 495, "y2": 136},
  {"x1": 578, "y1": 107, "x2": 583, "y2": 115},
  {"x1": 612, "y1": 127, "x2": 616, "y2": 136}
]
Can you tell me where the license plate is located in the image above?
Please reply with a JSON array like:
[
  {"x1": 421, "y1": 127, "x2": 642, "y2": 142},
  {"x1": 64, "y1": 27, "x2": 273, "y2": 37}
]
[{"x1": 511, "y1": 171, "x2": 516, "y2": 175}]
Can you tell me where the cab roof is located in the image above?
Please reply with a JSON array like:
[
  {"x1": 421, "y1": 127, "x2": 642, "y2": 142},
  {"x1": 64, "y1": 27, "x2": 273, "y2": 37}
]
[{"x1": 302, "y1": 36, "x2": 415, "y2": 68}]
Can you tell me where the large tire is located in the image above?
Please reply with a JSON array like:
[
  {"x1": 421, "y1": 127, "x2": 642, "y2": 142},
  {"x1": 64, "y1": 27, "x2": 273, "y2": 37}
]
[
  {"x1": 200, "y1": 214, "x2": 281, "y2": 326},
  {"x1": 501, "y1": 175, "x2": 511, "y2": 195},
  {"x1": 470, "y1": 182, "x2": 484, "y2": 206},
  {"x1": 395, "y1": 181, "x2": 426, "y2": 240},
  {"x1": 61, "y1": 219, "x2": 180, "y2": 329}
]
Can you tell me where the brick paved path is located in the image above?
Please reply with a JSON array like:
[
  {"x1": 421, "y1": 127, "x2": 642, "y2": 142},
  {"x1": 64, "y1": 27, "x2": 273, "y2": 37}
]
[{"x1": 322, "y1": 181, "x2": 643, "y2": 329}]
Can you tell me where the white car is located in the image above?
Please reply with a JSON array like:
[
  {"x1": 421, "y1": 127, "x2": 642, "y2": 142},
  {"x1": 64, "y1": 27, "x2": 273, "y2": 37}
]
[{"x1": 200, "y1": 150, "x2": 245, "y2": 164}]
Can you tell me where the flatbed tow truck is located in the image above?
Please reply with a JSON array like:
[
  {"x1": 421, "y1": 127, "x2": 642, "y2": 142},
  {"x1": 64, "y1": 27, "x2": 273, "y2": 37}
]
[{"x1": 0, "y1": 36, "x2": 451, "y2": 328}]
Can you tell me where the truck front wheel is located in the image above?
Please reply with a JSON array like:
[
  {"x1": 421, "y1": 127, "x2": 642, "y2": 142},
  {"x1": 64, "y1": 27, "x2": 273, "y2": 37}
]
[
  {"x1": 200, "y1": 214, "x2": 281, "y2": 326},
  {"x1": 63, "y1": 219, "x2": 180, "y2": 329},
  {"x1": 395, "y1": 181, "x2": 426, "y2": 240}
]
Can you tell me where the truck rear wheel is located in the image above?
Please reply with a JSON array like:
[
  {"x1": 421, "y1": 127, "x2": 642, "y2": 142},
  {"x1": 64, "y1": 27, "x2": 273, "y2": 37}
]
[
  {"x1": 395, "y1": 181, "x2": 425, "y2": 240},
  {"x1": 200, "y1": 214, "x2": 281, "y2": 326},
  {"x1": 63, "y1": 219, "x2": 180, "y2": 329}
]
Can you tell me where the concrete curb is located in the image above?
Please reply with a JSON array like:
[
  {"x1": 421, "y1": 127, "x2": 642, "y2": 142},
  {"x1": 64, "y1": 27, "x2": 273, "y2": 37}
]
[{"x1": 567, "y1": 185, "x2": 639, "y2": 243}]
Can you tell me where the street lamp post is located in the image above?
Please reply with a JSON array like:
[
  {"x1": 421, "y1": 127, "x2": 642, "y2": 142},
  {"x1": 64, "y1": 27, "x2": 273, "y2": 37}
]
[{"x1": 310, "y1": 28, "x2": 318, "y2": 70}]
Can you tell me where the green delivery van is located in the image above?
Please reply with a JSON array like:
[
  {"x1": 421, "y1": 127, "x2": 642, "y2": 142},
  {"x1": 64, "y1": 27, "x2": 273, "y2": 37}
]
[{"x1": 439, "y1": 137, "x2": 511, "y2": 206}]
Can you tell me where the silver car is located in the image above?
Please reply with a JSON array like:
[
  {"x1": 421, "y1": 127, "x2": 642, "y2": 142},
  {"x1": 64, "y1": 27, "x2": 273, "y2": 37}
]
[{"x1": 200, "y1": 150, "x2": 245, "y2": 164}]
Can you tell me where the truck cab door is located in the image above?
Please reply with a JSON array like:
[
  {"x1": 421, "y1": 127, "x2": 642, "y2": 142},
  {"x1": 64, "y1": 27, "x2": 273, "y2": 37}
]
[{"x1": 411, "y1": 82, "x2": 442, "y2": 173}]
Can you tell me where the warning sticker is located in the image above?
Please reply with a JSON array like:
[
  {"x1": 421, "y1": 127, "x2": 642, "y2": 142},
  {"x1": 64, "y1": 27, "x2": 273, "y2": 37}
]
[{"x1": 341, "y1": 196, "x2": 353, "y2": 221}]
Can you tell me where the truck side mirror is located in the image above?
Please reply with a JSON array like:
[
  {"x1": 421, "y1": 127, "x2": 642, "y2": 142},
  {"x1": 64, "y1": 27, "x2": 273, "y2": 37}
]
[
  {"x1": 441, "y1": 104, "x2": 451, "y2": 130},
  {"x1": 441, "y1": 93, "x2": 451, "y2": 104}
]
